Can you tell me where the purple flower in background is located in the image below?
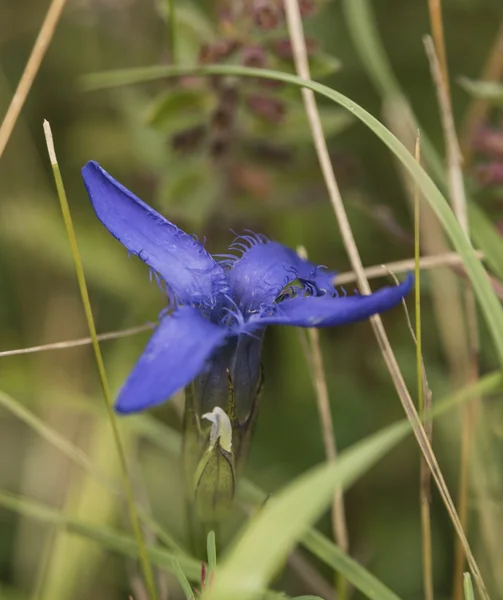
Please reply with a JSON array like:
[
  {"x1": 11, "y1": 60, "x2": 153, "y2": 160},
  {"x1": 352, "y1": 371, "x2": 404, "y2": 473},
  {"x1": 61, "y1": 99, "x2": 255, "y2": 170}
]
[{"x1": 82, "y1": 160, "x2": 413, "y2": 419}]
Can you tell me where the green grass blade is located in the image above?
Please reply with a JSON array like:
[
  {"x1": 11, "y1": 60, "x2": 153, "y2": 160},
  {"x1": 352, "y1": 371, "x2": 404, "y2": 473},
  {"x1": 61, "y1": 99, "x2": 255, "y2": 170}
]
[
  {"x1": 203, "y1": 421, "x2": 410, "y2": 600},
  {"x1": 0, "y1": 390, "x2": 117, "y2": 491},
  {"x1": 43, "y1": 121, "x2": 158, "y2": 599},
  {"x1": 343, "y1": 0, "x2": 503, "y2": 285},
  {"x1": 463, "y1": 573, "x2": 475, "y2": 600},
  {"x1": 239, "y1": 477, "x2": 402, "y2": 600},
  {"x1": 0, "y1": 389, "x2": 186, "y2": 555},
  {"x1": 459, "y1": 78, "x2": 503, "y2": 104},
  {"x1": 0, "y1": 490, "x2": 299, "y2": 600},
  {"x1": 43, "y1": 370, "x2": 503, "y2": 600},
  {"x1": 341, "y1": 0, "x2": 401, "y2": 98},
  {"x1": 207, "y1": 531, "x2": 217, "y2": 579},
  {"x1": 172, "y1": 558, "x2": 195, "y2": 600},
  {"x1": 81, "y1": 63, "x2": 503, "y2": 368},
  {"x1": 0, "y1": 490, "x2": 200, "y2": 580}
]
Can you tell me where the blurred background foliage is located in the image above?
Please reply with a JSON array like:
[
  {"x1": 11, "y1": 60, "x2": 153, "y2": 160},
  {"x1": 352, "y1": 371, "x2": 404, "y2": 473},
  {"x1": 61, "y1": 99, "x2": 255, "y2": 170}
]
[{"x1": 1, "y1": 0, "x2": 503, "y2": 599}]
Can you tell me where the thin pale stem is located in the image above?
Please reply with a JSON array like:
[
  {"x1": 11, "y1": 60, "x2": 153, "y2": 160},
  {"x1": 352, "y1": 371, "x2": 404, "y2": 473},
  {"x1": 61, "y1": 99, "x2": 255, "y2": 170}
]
[
  {"x1": 333, "y1": 251, "x2": 483, "y2": 286},
  {"x1": 283, "y1": 9, "x2": 349, "y2": 597},
  {"x1": 42, "y1": 121, "x2": 158, "y2": 600},
  {"x1": 427, "y1": 0, "x2": 450, "y2": 99},
  {"x1": 283, "y1": 2, "x2": 488, "y2": 598},
  {"x1": 0, "y1": 323, "x2": 154, "y2": 358},
  {"x1": 0, "y1": 0, "x2": 69, "y2": 158},
  {"x1": 297, "y1": 245, "x2": 349, "y2": 591},
  {"x1": 0, "y1": 251, "x2": 488, "y2": 360},
  {"x1": 423, "y1": 37, "x2": 481, "y2": 600},
  {"x1": 414, "y1": 133, "x2": 435, "y2": 600}
]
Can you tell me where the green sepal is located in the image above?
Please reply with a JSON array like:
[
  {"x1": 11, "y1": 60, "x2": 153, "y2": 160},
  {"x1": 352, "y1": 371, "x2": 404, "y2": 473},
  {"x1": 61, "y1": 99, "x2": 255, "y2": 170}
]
[{"x1": 193, "y1": 440, "x2": 235, "y2": 523}]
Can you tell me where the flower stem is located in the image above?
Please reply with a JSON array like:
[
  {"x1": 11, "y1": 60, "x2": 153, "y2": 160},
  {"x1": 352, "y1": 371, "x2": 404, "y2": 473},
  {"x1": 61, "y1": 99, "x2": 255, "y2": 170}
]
[
  {"x1": 42, "y1": 120, "x2": 158, "y2": 600},
  {"x1": 414, "y1": 133, "x2": 435, "y2": 600}
]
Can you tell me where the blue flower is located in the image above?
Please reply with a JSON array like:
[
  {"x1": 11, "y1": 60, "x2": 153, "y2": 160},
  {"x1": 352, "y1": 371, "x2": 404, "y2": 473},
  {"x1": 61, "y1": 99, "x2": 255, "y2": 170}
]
[{"x1": 82, "y1": 161, "x2": 413, "y2": 418}]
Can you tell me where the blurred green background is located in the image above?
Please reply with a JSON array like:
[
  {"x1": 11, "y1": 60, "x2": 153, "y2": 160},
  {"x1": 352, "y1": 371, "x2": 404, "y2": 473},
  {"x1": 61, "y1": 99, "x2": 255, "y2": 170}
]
[{"x1": 1, "y1": 0, "x2": 503, "y2": 598}]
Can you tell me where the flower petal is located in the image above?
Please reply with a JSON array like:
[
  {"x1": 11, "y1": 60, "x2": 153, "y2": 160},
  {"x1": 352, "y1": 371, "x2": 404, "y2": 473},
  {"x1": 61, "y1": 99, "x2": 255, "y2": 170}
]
[
  {"x1": 82, "y1": 161, "x2": 229, "y2": 307},
  {"x1": 229, "y1": 239, "x2": 335, "y2": 312},
  {"x1": 115, "y1": 306, "x2": 229, "y2": 414},
  {"x1": 247, "y1": 275, "x2": 413, "y2": 328}
]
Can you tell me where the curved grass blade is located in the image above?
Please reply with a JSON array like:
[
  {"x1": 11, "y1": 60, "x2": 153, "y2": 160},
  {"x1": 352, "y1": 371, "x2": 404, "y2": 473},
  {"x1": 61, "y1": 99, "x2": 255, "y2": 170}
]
[
  {"x1": 342, "y1": 0, "x2": 503, "y2": 286},
  {"x1": 0, "y1": 490, "x2": 301, "y2": 600},
  {"x1": 81, "y1": 62, "x2": 503, "y2": 369},
  {"x1": 202, "y1": 421, "x2": 410, "y2": 600},
  {"x1": 50, "y1": 372, "x2": 502, "y2": 600},
  {"x1": 0, "y1": 490, "x2": 200, "y2": 579},
  {"x1": 0, "y1": 389, "x2": 187, "y2": 555},
  {"x1": 43, "y1": 121, "x2": 158, "y2": 599}
]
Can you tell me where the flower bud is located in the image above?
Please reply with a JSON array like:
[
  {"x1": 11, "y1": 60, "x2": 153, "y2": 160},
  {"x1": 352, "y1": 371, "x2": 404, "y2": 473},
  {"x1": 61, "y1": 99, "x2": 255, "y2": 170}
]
[
  {"x1": 473, "y1": 126, "x2": 503, "y2": 158},
  {"x1": 193, "y1": 408, "x2": 235, "y2": 523},
  {"x1": 252, "y1": 0, "x2": 284, "y2": 30},
  {"x1": 476, "y1": 162, "x2": 503, "y2": 186},
  {"x1": 182, "y1": 335, "x2": 264, "y2": 523},
  {"x1": 245, "y1": 93, "x2": 286, "y2": 123}
]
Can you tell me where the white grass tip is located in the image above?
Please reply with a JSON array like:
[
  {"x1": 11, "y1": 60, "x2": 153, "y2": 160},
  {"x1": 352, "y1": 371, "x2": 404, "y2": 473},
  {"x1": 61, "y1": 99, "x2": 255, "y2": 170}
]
[{"x1": 43, "y1": 119, "x2": 57, "y2": 165}]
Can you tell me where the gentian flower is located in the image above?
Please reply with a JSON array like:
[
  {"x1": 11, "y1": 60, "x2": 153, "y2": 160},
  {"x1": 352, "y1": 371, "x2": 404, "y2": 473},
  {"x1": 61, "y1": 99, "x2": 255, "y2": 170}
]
[{"x1": 82, "y1": 160, "x2": 413, "y2": 520}]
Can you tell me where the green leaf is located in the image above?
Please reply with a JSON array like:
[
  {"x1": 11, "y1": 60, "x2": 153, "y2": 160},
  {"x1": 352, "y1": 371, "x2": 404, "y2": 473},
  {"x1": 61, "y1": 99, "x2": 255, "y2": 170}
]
[
  {"x1": 459, "y1": 78, "x2": 503, "y2": 105},
  {"x1": 80, "y1": 62, "x2": 503, "y2": 368},
  {"x1": 157, "y1": 157, "x2": 219, "y2": 227},
  {"x1": 463, "y1": 573, "x2": 476, "y2": 600},
  {"x1": 146, "y1": 88, "x2": 212, "y2": 132},
  {"x1": 203, "y1": 421, "x2": 409, "y2": 600}
]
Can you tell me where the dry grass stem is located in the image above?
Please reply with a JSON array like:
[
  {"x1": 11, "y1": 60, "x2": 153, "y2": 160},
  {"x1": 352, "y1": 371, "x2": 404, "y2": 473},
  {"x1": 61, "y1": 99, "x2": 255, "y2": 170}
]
[
  {"x1": 284, "y1": 1, "x2": 488, "y2": 598},
  {"x1": 0, "y1": 0, "x2": 69, "y2": 159},
  {"x1": 0, "y1": 324, "x2": 154, "y2": 358},
  {"x1": 297, "y1": 245, "x2": 349, "y2": 557},
  {"x1": 333, "y1": 251, "x2": 483, "y2": 286},
  {"x1": 423, "y1": 37, "x2": 468, "y2": 233},
  {"x1": 413, "y1": 132, "x2": 434, "y2": 600},
  {"x1": 427, "y1": 0, "x2": 450, "y2": 98},
  {"x1": 0, "y1": 251, "x2": 493, "y2": 361},
  {"x1": 424, "y1": 35, "x2": 481, "y2": 600}
]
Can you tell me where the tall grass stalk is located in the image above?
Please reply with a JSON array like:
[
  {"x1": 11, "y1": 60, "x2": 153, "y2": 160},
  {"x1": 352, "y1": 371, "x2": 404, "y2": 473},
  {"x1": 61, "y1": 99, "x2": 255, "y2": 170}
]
[
  {"x1": 42, "y1": 120, "x2": 158, "y2": 600},
  {"x1": 282, "y1": 1, "x2": 488, "y2": 598},
  {"x1": 0, "y1": 0, "x2": 69, "y2": 158},
  {"x1": 414, "y1": 134, "x2": 434, "y2": 600},
  {"x1": 423, "y1": 35, "x2": 481, "y2": 600},
  {"x1": 297, "y1": 245, "x2": 348, "y2": 598}
]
